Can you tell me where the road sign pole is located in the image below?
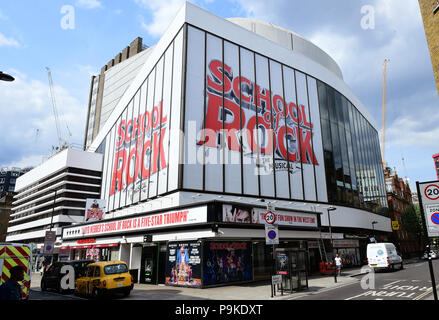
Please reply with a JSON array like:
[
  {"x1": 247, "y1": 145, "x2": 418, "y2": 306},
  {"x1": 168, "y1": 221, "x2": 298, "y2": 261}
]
[{"x1": 417, "y1": 181, "x2": 438, "y2": 301}]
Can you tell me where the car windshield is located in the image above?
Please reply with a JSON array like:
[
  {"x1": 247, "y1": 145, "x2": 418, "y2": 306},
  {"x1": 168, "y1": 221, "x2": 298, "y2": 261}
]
[{"x1": 104, "y1": 264, "x2": 128, "y2": 275}]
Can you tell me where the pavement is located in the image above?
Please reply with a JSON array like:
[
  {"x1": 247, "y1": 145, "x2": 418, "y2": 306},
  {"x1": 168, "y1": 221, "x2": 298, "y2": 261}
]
[{"x1": 29, "y1": 258, "x2": 424, "y2": 300}]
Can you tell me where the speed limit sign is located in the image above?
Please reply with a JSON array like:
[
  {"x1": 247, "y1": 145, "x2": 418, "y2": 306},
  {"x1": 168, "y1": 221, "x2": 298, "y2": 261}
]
[
  {"x1": 264, "y1": 211, "x2": 276, "y2": 225},
  {"x1": 424, "y1": 184, "x2": 439, "y2": 201}
]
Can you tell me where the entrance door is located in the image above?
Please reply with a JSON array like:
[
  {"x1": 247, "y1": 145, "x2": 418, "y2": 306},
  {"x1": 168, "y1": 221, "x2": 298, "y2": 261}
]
[
  {"x1": 157, "y1": 246, "x2": 167, "y2": 284},
  {"x1": 140, "y1": 246, "x2": 157, "y2": 284}
]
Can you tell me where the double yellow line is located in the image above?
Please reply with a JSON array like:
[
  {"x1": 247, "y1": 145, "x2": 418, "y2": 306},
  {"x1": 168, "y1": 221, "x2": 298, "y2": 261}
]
[{"x1": 413, "y1": 284, "x2": 439, "y2": 300}]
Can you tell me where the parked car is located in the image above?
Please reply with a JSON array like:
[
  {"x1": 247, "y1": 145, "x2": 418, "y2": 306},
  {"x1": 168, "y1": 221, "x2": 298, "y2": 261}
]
[
  {"x1": 367, "y1": 243, "x2": 403, "y2": 271},
  {"x1": 75, "y1": 261, "x2": 133, "y2": 299},
  {"x1": 41, "y1": 260, "x2": 94, "y2": 293},
  {"x1": 423, "y1": 250, "x2": 439, "y2": 260}
]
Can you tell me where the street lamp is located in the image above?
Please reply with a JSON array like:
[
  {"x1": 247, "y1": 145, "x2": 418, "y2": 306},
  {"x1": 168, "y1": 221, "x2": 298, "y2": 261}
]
[
  {"x1": 326, "y1": 206, "x2": 337, "y2": 282},
  {"x1": 0, "y1": 71, "x2": 15, "y2": 82},
  {"x1": 371, "y1": 221, "x2": 378, "y2": 243}
]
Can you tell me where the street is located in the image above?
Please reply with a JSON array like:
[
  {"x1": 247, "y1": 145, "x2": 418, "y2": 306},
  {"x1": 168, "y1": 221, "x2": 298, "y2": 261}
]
[
  {"x1": 294, "y1": 259, "x2": 439, "y2": 301},
  {"x1": 27, "y1": 259, "x2": 439, "y2": 301}
]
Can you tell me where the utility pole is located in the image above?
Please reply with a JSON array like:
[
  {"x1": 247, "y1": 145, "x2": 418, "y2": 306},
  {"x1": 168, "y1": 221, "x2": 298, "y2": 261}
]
[{"x1": 382, "y1": 59, "x2": 389, "y2": 168}]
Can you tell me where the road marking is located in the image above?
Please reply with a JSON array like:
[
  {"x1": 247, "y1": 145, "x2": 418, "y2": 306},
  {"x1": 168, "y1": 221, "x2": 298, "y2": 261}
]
[{"x1": 413, "y1": 284, "x2": 439, "y2": 300}]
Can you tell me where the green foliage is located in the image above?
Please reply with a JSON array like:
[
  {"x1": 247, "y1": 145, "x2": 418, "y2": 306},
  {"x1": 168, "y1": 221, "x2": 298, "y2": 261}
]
[{"x1": 401, "y1": 204, "x2": 424, "y2": 240}]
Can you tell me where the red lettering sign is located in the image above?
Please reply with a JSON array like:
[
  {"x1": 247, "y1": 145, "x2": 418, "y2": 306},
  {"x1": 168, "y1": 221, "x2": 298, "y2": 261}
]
[
  {"x1": 110, "y1": 101, "x2": 168, "y2": 196},
  {"x1": 198, "y1": 60, "x2": 319, "y2": 167}
]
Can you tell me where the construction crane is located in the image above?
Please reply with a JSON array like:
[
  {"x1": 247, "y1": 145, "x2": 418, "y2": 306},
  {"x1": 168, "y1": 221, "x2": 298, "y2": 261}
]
[
  {"x1": 381, "y1": 59, "x2": 389, "y2": 168},
  {"x1": 46, "y1": 67, "x2": 68, "y2": 151}
]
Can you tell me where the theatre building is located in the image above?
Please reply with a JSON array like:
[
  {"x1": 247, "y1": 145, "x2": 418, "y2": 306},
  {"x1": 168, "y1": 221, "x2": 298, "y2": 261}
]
[{"x1": 61, "y1": 3, "x2": 391, "y2": 287}]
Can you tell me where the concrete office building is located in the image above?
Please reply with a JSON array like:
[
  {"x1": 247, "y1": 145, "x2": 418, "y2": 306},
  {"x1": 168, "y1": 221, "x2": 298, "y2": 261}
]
[
  {"x1": 62, "y1": 3, "x2": 390, "y2": 287},
  {"x1": 6, "y1": 148, "x2": 103, "y2": 258}
]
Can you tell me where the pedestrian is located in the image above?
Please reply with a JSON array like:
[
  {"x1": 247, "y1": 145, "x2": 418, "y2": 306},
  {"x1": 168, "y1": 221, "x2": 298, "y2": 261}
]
[
  {"x1": 334, "y1": 253, "x2": 343, "y2": 276},
  {"x1": 0, "y1": 266, "x2": 25, "y2": 300}
]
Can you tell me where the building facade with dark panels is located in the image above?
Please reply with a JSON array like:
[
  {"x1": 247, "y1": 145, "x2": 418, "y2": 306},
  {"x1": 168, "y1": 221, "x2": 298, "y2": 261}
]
[
  {"x1": 433, "y1": 153, "x2": 439, "y2": 179},
  {"x1": 0, "y1": 167, "x2": 29, "y2": 242},
  {"x1": 0, "y1": 193, "x2": 14, "y2": 242},
  {"x1": 0, "y1": 167, "x2": 28, "y2": 198},
  {"x1": 62, "y1": 3, "x2": 391, "y2": 286},
  {"x1": 419, "y1": 0, "x2": 439, "y2": 95},
  {"x1": 6, "y1": 148, "x2": 103, "y2": 253},
  {"x1": 384, "y1": 167, "x2": 421, "y2": 257}
]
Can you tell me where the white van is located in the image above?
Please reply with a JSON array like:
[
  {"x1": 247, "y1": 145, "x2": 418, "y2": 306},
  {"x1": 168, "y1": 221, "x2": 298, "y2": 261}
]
[{"x1": 367, "y1": 243, "x2": 403, "y2": 271}]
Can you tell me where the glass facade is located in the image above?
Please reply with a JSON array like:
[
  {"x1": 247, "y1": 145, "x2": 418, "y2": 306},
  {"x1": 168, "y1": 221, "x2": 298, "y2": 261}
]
[
  {"x1": 99, "y1": 23, "x2": 387, "y2": 217},
  {"x1": 317, "y1": 81, "x2": 388, "y2": 215},
  {"x1": 182, "y1": 25, "x2": 328, "y2": 203}
]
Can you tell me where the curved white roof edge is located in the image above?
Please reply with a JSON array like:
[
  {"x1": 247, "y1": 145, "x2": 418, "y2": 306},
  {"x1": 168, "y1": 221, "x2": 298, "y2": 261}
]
[
  {"x1": 226, "y1": 18, "x2": 344, "y2": 80},
  {"x1": 90, "y1": 1, "x2": 378, "y2": 152}
]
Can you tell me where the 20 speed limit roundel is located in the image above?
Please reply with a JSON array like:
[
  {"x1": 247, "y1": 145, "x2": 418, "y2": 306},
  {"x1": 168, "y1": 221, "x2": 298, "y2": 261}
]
[
  {"x1": 425, "y1": 184, "x2": 439, "y2": 201},
  {"x1": 264, "y1": 211, "x2": 276, "y2": 224}
]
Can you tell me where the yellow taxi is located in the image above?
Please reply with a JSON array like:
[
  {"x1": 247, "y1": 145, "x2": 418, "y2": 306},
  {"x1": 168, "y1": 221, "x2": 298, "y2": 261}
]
[{"x1": 75, "y1": 261, "x2": 133, "y2": 298}]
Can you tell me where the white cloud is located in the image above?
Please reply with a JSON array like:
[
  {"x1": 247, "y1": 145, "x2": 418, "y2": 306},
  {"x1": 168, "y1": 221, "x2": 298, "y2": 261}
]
[
  {"x1": 0, "y1": 70, "x2": 86, "y2": 168},
  {"x1": 5, "y1": 155, "x2": 47, "y2": 170},
  {"x1": 75, "y1": 0, "x2": 102, "y2": 9},
  {"x1": 136, "y1": 0, "x2": 186, "y2": 37},
  {"x1": 0, "y1": 32, "x2": 20, "y2": 47}
]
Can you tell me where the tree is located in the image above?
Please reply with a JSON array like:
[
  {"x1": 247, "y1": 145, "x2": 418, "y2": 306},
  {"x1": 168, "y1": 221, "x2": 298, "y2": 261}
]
[{"x1": 401, "y1": 204, "x2": 424, "y2": 255}]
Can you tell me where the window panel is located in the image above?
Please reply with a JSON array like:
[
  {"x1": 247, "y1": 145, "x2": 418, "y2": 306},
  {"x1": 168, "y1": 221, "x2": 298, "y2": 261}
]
[
  {"x1": 223, "y1": 40, "x2": 242, "y2": 195},
  {"x1": 183, "y1": 26, "x2": 205, "y2": 190},
  {"x1": 104, "y1": 124, "x2": 115, "y2": 213},
  {"x1": 283, "y1": 66, "x2": 303, "y2": 200},
  {"x1": 204, "y1": 34, "x2": 223, "y2": 193},
  {"x1": 125, "y1": 91, "x2": 141, "y2": 206},
  {"x1": 308, "y1": 77, "x2": 328, "y2": 202},
  {"x1": 133, "y1": 81, "x2": 148, "y2": 204},
  {"x1": 240, "y1": 48, "x2": 259, "y2": 196},
  {"x1": 148, "y1": 55, "x2": 164, "y2": 199},
  {"x1": 168, "y1": 29, "x2": 184, "y2": 192},
  {"x1": 119, "y1": 101, "x2": 132, "y2": 209},
  {"x1": 255, "y1": 54, "x2": 275, "y2": 198},
  {"x1": 296, "y1": 71, "x2": 316, "y2": 201},
  {"x1": 270, "y1": 60, "x2": 289, "y2": 199},
  {"x1": 140, "y1": 68, "x2": 156, "y2": 201},
  {"x1": 112, "y1": 109, "x2": 127, "y2": 210},
  {"x1": 158, "y1": 43, "x2": 173, "y2": 196}
]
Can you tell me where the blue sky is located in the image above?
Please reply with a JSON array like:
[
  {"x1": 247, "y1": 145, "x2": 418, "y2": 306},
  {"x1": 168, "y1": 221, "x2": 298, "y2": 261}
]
[{"x1": 0, "y1": 0, "x2": 438, "y2": 191}]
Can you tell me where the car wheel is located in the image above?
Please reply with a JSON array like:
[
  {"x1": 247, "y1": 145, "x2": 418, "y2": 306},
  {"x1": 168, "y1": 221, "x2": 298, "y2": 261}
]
[{"x1": 123, "y1": 289, "x2": 131, "y2": 297}]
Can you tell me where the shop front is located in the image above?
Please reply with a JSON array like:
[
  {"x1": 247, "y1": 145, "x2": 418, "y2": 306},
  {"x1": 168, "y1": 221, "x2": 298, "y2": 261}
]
[
  {"x1": 332, "y1": 239, "x2": 361, "y2": 267},
  {"x1": 61, "y1": 200, "x2": 322, "y2": 287}
]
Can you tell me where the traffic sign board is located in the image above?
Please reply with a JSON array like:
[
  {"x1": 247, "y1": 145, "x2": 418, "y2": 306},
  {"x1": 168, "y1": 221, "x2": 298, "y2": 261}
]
[
  {"x1": 425, "y1": 184, "x2": 439, "y2": 201},
  {"x1": 431, "y1": 212, "x2": 439, "y2": 225},
  {"x1": 265, "y1": 224, "x2": 279, "y2": 245},
  {"x1": 425, "y1": 204, "x2": 439, "y2": 237},
  {"x1": 268, "y1": 230, "x2": 277, "y2": 240},
  {"x1": 264, "y1": 211, "x2": 276, "y2": 225}
]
